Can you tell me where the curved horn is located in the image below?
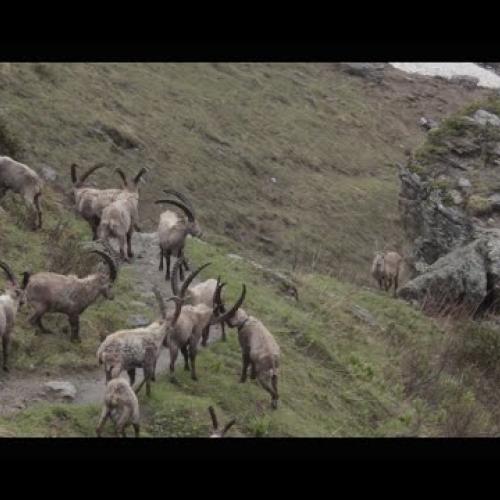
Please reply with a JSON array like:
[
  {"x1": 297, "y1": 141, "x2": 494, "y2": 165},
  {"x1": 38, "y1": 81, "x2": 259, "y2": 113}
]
[
  {"x1": 163, "y1": 189, "x2": 194, "y2": 210},
  {"x1": 154, "y1": 199, "x2": 195, "y2": 222},
  {"x1": 114, "y1": 168, "x2": 128, "y2": 187},
  {"x1": 79, "y1": 163, "x2": 106, "y2": 185},
  {"x1": 180, "y1": 263, "x2": 211, "y2": 299},
  {"x1": 133, "y1": 168, "x2": 147, "y2": 186},
  {"x1": 171, "y1": 257, "x2": 184, "y2": 297},
  {"x1": 165, "y1": 297, "x2": 182, "y2": 326},
  {"x1": 214, "y1": 282, "x2": 227, "y2": 312},
  {"x1": 70, "y1": 164, "x2": 78, "y2": 184},
  {"x1": 210, "y1": 284, "x2": 246, "y2": 326},
  {"x1": 0, "y1": 261, "x2": 17, "y2": 286},
  {"x1": 90, "y1": 251, "x2": 117, "y2": 282},
  {"x1": 21, "y1": 271, "x2": 31, "y2": 290},
  {"x1": 221, "y1": 419, "x2": 236, "y2": 436},
  {"x1": 153, "y1": 286, "x2": 166, "y2": 320},
  {"x1": 208, "y1": 406, "x2": 219, "y2": 430}
]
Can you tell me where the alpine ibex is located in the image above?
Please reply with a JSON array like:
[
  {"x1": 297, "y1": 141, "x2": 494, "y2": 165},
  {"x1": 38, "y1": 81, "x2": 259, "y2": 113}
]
[
  {"x1": 97, "y1": 168, "x2": 145, "y2": 262},
  {"x1": 72, "y1": 164, "x2": 146, "y2": 240},
  {"x1": 165, "y1": 261, "x2": 246, "y2": 382},
  {"x1": 0, "y1": 156, "x2": 43, "y2": 229},
  {"x1": 371, "y1": 251, "x2": 403, "y2": 297},
  {"x1": 97, "y1": 288, "x2": 182, "y2": 397},
  {"x1": 24, "y1": 250, "x2": 118, "y2": 342},
  {"x1": 96, "y1": 378, "x2": 140, "y2": 438},
  {"x1": 155, "y1": 189, "x2": 202, "y2": 281},
  {"x1": 215, "y1": 284, "x2": 280, "y2": 409},
  {"x1": 170, "y1": 258, "x2": 226, "y2": 346},
  {"x1": 0, "y1": 261, "x2": 29, "y2": 372}
]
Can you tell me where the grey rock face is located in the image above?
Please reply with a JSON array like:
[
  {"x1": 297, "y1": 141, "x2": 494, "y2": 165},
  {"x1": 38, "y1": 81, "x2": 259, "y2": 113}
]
[
  {"x1": 397, "y1": 102, "x2": 500, "y2": 311},
  {"x1": 471, "y1": 109, "x2": 500, "y2": 127},
  {"x1": 398, "y1": 239, "x2": 488, "y2": 310}
]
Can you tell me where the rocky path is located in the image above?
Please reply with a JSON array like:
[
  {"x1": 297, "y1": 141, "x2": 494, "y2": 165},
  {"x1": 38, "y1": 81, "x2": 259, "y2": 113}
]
[{"x1": 0, "y1": 232, "x2": 222, "y2": 417}]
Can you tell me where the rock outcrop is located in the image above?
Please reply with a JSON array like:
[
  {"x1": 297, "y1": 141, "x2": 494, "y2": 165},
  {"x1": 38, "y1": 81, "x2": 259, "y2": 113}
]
[{"x1": 398, "y1": 100, "x2": 500, "y2": 313}]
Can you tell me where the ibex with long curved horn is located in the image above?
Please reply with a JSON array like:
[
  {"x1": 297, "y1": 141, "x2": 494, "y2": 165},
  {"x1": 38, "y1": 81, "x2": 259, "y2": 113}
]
[
  {"x1": 170, "y1": 258, "x2": 226, "y2": 346},
  {"x1": 165, "y1": 259, "x2": 246, "y2": 382},
  {"x1": 24, "y1": 250, "x2": 118, "y2": 343},
  {"x1": 155, "y1": 189, "x2": 203, "y2": 281},
  {"x1": 214, "y1": 283, "x2": 280, "y2": 409}
]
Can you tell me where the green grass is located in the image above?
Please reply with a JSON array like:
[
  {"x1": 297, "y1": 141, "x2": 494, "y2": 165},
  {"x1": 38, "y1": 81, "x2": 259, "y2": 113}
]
[
  {"x1": 0, "y1": 62, "x2": 489, "y2": 285},
  {"x1": 2, "y1": 65, "x2": 500, "y2": 437}
]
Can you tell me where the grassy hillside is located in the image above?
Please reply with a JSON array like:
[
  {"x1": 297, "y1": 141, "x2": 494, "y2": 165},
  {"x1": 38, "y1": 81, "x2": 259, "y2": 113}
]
[
  {"x1": 1, "y1": 217, "x2": 500, "y2": 436},
  {"x1": 0, "y1": 63, "x2": 492, "y2": 285},
  {"x1": 1, "y1": 64, "x2": 499, "y2": 437}
]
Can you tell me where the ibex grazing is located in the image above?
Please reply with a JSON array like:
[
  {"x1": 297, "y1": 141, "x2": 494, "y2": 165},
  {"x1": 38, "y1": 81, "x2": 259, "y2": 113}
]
[
  {"x1": 215, "y1": 284, "x2": 280, "y2": 409},
  {"x1": 165, "y1": 261, "x2": 246, "y2": 382},
  {"x1": 96, "y1": 378, "x2": 140, "y2": 438},
  {"x1": 155, "y1": 189, "x2": 202, "y2": 281},
  {"x1": 97, "y1": 288, "x2": 182, "y2": 397},
  {"x1": 0, "y1": 156, "x2": 43, "y2": 229},
  {"x1": 371, "y1": 251, "x2": 403, "y2": 297},
  {"x1": 208, "y1": 406, "x2": 236, "y2": 437},
  {"x1": 24, "y1": 250, "x2": 118, "y2": 343},
  {"x1": 0, "y1": 261, "x2": 29, "y2": 372},
  {"x1": 170, "y1": 258, "x2": 226, "y2": 346},
  {"x1": 97, "y1": 168, "x2": 146, "y2": 262}
]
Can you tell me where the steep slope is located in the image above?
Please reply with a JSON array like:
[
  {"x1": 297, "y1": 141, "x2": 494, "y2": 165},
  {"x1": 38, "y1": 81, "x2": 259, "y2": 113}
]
[
  {"x1": 0, "y1": 63, "x2": 493, "y2": 284},
  {"x1": 1, "y1": 64, "x2": 500, "y2": 437}
]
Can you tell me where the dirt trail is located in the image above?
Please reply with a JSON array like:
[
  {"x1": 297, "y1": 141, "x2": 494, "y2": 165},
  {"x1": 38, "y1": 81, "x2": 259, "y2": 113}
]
[{"x1": 0, "y1": 232, "x2": 222, "y2": 416}]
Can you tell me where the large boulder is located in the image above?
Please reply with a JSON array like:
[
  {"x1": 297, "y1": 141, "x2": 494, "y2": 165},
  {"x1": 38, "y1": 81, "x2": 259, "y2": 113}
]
[{"x1": 398, "y1": 101, "x2": 500, "y2": 312}]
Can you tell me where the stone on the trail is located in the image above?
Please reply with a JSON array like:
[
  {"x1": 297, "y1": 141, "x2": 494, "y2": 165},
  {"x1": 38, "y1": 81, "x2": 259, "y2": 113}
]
[
  {"x1": 43, "y1": 381, "x2": 77, "y2": 401},
  {"x1": 227, "y1": 253, "x2": 243, "y2": 260},
  {"x1": 127, "y1": 315, "x2": 150, "y2": 327},
  {"x1": 39, "y1": 165, "x2": 58, "y2": 182}
]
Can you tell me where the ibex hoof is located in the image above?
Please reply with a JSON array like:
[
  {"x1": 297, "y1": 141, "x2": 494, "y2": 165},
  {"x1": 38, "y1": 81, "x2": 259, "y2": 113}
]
[{"x1": 3, "y1": 366, "x2": 9, "y2": 373}]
